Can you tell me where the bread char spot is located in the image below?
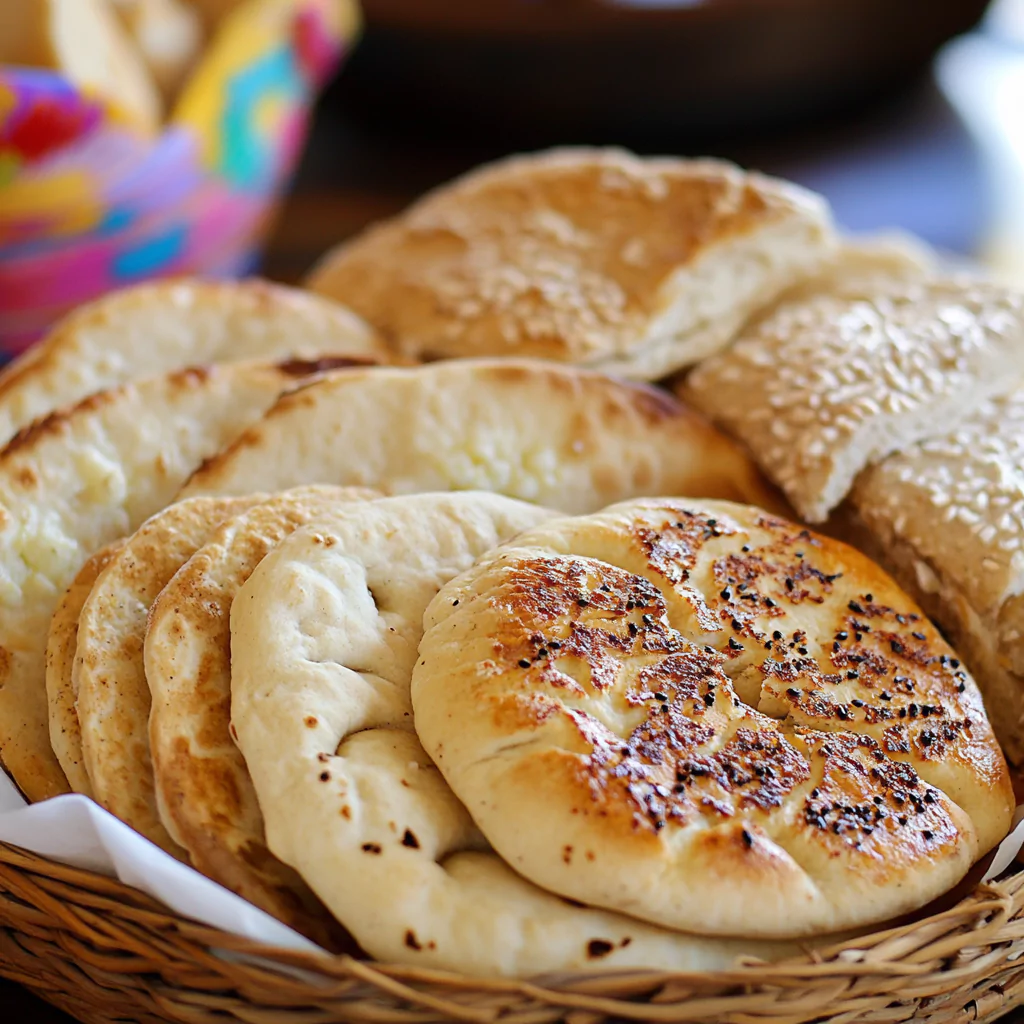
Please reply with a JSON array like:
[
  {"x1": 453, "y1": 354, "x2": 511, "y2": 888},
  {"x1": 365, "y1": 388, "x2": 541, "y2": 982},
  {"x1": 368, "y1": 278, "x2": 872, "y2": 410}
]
[{"x1": 488, "y1": 506, "x2": 976, "y2": 842}]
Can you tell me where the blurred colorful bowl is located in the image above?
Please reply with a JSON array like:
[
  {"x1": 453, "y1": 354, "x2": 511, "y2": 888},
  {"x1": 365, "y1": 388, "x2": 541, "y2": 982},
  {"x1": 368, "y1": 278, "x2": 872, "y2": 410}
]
[{"x1": 0, "y1": 0, "x2": 359, "y2": 359}]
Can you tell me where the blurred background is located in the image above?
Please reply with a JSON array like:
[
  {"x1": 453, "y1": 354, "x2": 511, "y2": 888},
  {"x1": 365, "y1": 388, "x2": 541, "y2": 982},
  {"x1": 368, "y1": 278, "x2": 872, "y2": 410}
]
[
  {"x1": 262, "y1": 0, "x2": 1024, "y2": 287},
  {"x1": 3, "y1": 0, "x2": 1024, "y2": 358}
]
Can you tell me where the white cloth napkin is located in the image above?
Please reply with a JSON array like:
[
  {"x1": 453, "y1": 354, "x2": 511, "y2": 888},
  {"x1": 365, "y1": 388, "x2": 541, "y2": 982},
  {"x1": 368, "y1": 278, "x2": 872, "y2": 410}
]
[{"x1": 0, "y1": 769, "x2": 322, "y2": 953}]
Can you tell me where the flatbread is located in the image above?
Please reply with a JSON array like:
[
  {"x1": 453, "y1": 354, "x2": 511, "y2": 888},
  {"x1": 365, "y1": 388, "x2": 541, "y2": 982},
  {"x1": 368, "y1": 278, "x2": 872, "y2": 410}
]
[
  {"x1": 145, "y1": 485, "x2": 378, "y2": 942},
  {"x1": 308, "y1": 148, "x2": 835, "y2": 380},
  {"x1": 412, "y1": 498, "x2": 1013, "y2": 939},
  {"x1": 230, "y1": 492, "x2": 810, "y2": 976},
  {"x1": 180, "y1": 359, "x2": 779, "y2": 513},
  {"x1": 0, "y1": 279, "x2": 385, "y2": 447},
  {"x1": 76, "y1": 496, "x2": 260, "y2": 855},
  {"x1": 45, "y1": 541, "x2": 125, "y2": 796},
  {"x1": 683, "y1": 279, "x2": 1024, "y2": 522},
  {"x1": 0, "y1": 359, "x2": 339, "y2": 802}
]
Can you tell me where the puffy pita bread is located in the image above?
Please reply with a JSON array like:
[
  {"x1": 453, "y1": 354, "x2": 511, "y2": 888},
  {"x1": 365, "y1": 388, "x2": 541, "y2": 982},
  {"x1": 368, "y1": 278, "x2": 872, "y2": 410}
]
[
  {"x1": 230, "y1": 492, "x2": 805, "y2": 975},
  {"x1": 0, "y1": 279, "x2": 385, "y2": 447},
  {"x1": 76, "y1": 496, "x2": 259, "y2": 855},
  {"x1": 180, "y1": 359, "x2": 779, "y2": 513},
  {"x1": 45, "y1": 541, "x2": 125, "y2": 796},
  {"x1": 683, "y1": 279, "x2": 1024, "y2": 522},
  {"x1": 308, "y1": 148, "x2": 835, "y2": 381},
  {"x1": 145, "y1": 485, "x2": 378, "y2": 941},
  {"x1": 0, "y1": 359, "x2": 338, "y2": 802},
  {"x1": 412, "y1": 499, "x2": 1012, "y2": 939}
]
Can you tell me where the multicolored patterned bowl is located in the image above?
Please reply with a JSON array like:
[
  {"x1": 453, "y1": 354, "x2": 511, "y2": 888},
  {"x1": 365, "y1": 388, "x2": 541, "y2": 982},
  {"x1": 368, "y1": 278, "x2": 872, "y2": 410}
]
[{"x1": 0, "y1": 0, "x2": 358, "y2": 359}]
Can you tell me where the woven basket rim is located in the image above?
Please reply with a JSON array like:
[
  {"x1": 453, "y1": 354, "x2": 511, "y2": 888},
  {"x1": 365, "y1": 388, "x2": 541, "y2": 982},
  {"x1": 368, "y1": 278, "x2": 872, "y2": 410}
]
[{"x1": 4, "y1": 834, "x2": 1024, "y2": 1024}]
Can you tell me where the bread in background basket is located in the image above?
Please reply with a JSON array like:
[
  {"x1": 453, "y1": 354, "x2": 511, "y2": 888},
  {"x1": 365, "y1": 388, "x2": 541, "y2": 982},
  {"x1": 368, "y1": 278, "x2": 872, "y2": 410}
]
[{"x1": 0, "y1": 0, "x2": 359, "y2": 357}]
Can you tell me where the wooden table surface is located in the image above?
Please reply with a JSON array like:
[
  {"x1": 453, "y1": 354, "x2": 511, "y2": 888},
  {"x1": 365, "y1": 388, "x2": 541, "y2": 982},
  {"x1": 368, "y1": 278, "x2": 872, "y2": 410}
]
[{"x1": 1, "y1": 43, "x2": 1021, "y2": 1024}]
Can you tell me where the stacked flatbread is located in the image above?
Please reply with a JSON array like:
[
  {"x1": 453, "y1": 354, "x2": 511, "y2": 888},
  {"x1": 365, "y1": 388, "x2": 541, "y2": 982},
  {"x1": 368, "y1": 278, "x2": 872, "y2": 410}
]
[{"x1": 3, "y1": 147, "x2": 1022, "y2": 980}]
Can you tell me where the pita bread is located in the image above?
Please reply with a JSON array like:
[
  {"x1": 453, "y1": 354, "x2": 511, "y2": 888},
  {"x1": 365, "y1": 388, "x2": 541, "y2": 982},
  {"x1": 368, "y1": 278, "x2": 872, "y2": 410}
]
[
  {"x1": 76, "y1": 496, "x2": 259, "y2": 855},
  {"x1": 180, "y1": 359, "x2": 779, "y2": 513},
  {"x1": 0, "y1": 0, "x2": 161, "y2": 132},
  {"x1": 145, "y1": 486, "x2": 378, "y2": 941},
  {"x1": 683, "y1": 279, "x2": 1024, "y2": 522},
  {"x1": 412, "y1": 499, "x2": 1011, "y2": 939},
  {"x1": 230, "y1": 492, "x2": 810, "y2": 975},
  {"x1": 308, "y1": 148, "x2": 835, "y2": 380},
  {"x1": 0, "y1": 359, "x2": 338, "y2": 802},
  {"x1": 0, "y1": 279, "x2": 386, "y2": 447},
  {"x1": 45, "y1": 541, "x2": 125, "y2": 796}
]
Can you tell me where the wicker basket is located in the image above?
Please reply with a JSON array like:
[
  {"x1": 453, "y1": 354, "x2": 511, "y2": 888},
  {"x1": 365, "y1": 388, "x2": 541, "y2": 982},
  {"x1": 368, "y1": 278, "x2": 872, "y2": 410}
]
[{"x1": 3, "y1": 840, "x2": 1024, "y2": 1024}]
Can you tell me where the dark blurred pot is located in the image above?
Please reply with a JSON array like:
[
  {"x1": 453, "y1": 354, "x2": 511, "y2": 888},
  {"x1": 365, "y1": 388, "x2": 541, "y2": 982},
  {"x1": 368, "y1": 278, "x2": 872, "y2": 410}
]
[{"x1": 332, "y1": 0, "x2": 992, "y2": 144}]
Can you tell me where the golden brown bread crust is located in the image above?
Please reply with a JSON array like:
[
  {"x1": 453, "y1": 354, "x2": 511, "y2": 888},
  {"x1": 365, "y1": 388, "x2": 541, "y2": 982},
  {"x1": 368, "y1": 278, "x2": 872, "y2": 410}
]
[
  {"x1": 308, "y1": 148, "x2": 834, "y2": 379},
  {"x1": 683, "y1": 278, "x2": 1024, "y2": 522},
  {"x1": 45, "y1": 541, "x2": 126, "y2": 796},
  {"x1": 145, "y1": 487, "x2": 377, "y2": 949},
  {"x1": 413, "y1": 499, "x2": 1013, "y2": 938},
  {"x1": 0, "y1": 278, "x2": 388, "y2": 449},
  {"x1": 180, "y1": 359, "x2": 784, "y2": 515}
]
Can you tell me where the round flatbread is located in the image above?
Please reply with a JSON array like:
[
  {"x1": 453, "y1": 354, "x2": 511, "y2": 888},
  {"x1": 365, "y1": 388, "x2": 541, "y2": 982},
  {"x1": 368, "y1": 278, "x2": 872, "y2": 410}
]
[
  {"x1": 45, "y1": 541, "x2": 125, "y2": 796},
  {"x1": 0, "y1": 359, "x2": 342, "y2": 802},
  {"x1": 145, "y1": 485, "x2": 378, "y2": 943},
  {"x1": 412, "y1": 499, "x2": 1014, "y2": 939},
  {"x1": 180, "y1": 359, "x2": 777, "y2": 513},
  {"x1": 76, "y1": 496, "x2": 261, "y2": 856},
  {"x1": 0, "y1": 279, "x2": 386, "y2": 448},
  {"x1": 308, "y1": 148, "x2": 834, "y2": 380},
  {"x1": 230, "y1": 492, "x2": 808, "y2": 976}
]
